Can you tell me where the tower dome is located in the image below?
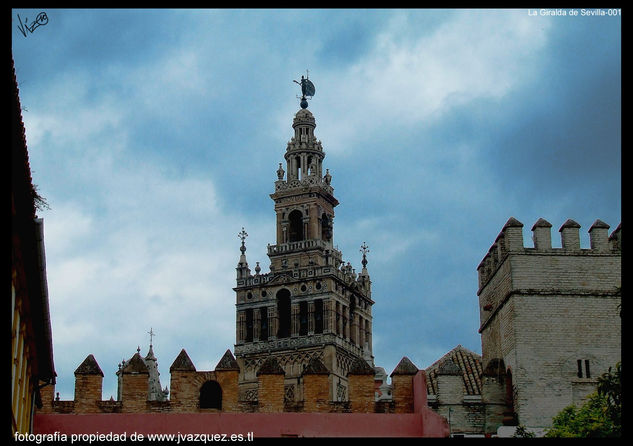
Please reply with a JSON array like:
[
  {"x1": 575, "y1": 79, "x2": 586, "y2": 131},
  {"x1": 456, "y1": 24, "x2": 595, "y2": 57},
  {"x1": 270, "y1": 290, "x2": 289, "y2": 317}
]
[{"x1": 292, "y1": 108, "x2": 316, "y2": 128}]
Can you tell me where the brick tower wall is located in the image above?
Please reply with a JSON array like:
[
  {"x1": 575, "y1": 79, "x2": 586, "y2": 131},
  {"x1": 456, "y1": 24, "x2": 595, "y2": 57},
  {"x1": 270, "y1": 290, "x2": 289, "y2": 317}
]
[
  {"x1": 74, "y1": 375, "x2": 103, "y2": 414},
  {"x1": 302, "y1": 374, "x2": 330, "y2": 412},
  {"x1": 120, "y1": 374, "x2": 149, "y2": 413},
  {"x1": 347, "y1": 374, "x2": 374, "y2": 413},
  {"x1": 257, "y1": 374, "x2": 285, "y2": 413}
]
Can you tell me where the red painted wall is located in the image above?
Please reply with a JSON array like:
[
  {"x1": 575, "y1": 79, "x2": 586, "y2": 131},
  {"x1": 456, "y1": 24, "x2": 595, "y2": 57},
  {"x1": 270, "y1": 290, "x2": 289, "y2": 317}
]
[{"x1": 34, "y1": 411, "x2": 448, "y2": 438}]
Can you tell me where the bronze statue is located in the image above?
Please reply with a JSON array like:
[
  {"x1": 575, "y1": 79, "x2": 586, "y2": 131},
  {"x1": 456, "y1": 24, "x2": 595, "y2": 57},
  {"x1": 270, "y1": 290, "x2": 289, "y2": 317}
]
[{"x1": 294, "y1": 72, "x2": 315, "y2": 108}]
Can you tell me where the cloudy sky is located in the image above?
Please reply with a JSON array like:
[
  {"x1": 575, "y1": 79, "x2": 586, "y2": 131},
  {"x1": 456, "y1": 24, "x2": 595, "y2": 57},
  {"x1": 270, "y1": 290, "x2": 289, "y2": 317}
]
[{"x1": 13, "y1": 9, "x2": 621, "y2": 401}]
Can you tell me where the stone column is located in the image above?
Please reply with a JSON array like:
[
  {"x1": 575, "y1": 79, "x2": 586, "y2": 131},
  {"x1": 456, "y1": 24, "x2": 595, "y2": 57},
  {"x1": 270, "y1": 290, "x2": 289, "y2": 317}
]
[
  {"x1": 308, "y1": 301, "x2": 315, "y2": 335},
  {"x1": 358, "y1": 317, "x2": 365, "y2": 348},
  {"x1": 269, "y1": 306, "x2": 278, "y2": 340},
  {"x1": 351, "y1": 313, "x2": 358, "y2": 346},
  {"x1": 291, "y1": 303, "x2": 300, "y2": 337},
  {"x1": 324, "y1": 299, "x2": 333, "y2": 334},
  {"x1": 253, "y1": 309, "x2": 261, "y2": 342}
]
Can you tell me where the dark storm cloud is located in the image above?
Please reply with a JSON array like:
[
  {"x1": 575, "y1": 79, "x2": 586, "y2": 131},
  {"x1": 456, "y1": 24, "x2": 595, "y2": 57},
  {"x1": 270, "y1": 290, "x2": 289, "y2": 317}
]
[{"x1": 483, "y1": 17, "x2": 621, "y2": 207}]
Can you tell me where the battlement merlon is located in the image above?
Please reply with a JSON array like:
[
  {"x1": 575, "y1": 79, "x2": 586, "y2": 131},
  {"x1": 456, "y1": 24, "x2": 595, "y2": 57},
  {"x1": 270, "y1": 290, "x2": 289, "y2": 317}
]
[{"x1": 477, "y1": 218, "x2": 622, "y2": 293}]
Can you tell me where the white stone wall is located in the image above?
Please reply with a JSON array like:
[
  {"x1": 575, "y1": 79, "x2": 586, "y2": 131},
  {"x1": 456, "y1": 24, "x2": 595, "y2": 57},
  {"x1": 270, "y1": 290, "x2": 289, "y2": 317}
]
[
  {"x1": 478, "y1": 219, "x2": 621, "y2": 430},
  {"x1": 511, "y1": 293, "x2": 620, "y2": 427}
]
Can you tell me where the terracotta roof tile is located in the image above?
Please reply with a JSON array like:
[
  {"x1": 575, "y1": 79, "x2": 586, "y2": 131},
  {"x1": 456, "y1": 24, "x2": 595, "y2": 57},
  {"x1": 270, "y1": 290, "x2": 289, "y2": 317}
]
[{"x1": 425, "y1": 345, "x2": 483, "y2": 396}]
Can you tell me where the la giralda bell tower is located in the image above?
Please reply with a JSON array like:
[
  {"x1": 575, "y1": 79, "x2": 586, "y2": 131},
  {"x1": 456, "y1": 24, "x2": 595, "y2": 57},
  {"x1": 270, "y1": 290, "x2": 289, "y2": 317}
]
[{"x1": 233, "y1": 74, "x2": 374, "y2": 405}]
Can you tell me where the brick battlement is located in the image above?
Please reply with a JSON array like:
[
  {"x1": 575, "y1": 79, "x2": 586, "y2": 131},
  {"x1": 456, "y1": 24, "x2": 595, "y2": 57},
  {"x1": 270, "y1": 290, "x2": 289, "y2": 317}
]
[
  {"x1": 477, "y1": 218, "x2": 621, "y2": 293},
  {"x1": 38, "y1": 350, "x2": 429, "y2": 417}
]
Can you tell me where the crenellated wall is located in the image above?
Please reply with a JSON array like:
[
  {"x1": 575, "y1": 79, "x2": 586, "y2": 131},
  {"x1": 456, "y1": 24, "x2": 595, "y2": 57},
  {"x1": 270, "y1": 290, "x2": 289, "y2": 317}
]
[
  {"x1": 38, "y1": 350, "x2": 431, "y2": 417},
  {"x1": 477, "y1": 218, "x2": 621, "y2": 331},
  {"x1": 478, "y1": 218, "x2": 620, "y2": 287},
  {"x1": 477, "y1": 217, "x2": 621, "y2": 432}
]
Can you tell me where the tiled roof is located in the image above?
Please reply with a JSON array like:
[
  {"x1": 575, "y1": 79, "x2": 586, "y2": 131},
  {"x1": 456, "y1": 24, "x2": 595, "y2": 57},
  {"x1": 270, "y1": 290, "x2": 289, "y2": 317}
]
[{"x1": 425, "y1": 345, "x2": 483, "y2": 396}]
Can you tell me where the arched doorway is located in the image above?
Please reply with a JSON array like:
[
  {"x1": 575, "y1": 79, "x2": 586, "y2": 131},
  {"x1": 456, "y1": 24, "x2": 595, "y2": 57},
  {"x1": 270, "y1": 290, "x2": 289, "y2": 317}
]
[
  {"x1": 503, "y1": 368, "x2": 518, "y2": 426},
  {"x1": 199, "y1": 380, "x2": 222, "y2": 409}
]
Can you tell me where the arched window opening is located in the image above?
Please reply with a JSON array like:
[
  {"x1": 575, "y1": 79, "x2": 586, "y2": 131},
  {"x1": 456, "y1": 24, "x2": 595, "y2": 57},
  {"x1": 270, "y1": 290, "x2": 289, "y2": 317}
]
[
  {"x1": 200, "y1": 381, "x2": 222, "y2": 410},
  {"x1": 277, "y1": 289, "x2": 291, "y2": 339},
  {"x1": 314, "y1": 299, "x2": 323, "y2": 334},
  {"x1": 289, "y1": 210, "x2": 304, "y2": 242},
  {"x1": 295, "y1": 156, "x2": 302, "y2": 179},
  {"x1": 321, "y1": 213, "x2": 332, "y2": 242}
]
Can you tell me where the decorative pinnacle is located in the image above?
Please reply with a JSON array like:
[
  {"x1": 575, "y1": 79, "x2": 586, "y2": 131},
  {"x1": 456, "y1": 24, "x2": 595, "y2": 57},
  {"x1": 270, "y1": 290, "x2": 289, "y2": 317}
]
[
  {"x1": 238, "y1": 227, "x2": 248, "y2": 254},
  {"x1": 148, "y1": 327, "x2": 155, "y2": 346},
  {"x1": 360, "y1": 242, "x2": 370, "y2": 269}
]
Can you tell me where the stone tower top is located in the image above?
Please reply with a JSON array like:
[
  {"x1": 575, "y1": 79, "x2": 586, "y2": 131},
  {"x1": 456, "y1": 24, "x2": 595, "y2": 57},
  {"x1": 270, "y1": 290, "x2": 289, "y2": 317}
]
[{"x1": 275, "y1": 107, "x2": 329, "y2": 193}]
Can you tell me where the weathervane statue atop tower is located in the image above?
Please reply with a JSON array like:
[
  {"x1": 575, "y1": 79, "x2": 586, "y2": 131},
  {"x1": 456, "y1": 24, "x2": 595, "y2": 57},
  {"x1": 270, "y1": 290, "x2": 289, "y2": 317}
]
[{"x1": 293, "y1": 70, "x2": 315, "y2": 109}]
